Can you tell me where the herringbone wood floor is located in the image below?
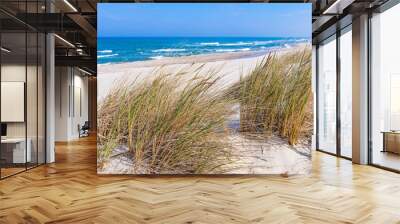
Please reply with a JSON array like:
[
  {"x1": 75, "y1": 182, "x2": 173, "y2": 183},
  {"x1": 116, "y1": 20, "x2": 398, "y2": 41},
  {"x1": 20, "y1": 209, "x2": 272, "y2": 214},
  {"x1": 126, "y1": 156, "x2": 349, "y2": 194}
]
[{"x1": 1, "y1": 135, "x2": 400, "y2": 224}]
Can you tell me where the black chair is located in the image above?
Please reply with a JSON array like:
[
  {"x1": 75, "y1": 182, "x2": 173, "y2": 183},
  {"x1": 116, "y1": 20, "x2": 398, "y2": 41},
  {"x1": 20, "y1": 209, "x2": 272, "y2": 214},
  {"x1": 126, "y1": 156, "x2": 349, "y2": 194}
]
[{"x1": 79, "y1": 121, "x2": 90, "y2": 138}]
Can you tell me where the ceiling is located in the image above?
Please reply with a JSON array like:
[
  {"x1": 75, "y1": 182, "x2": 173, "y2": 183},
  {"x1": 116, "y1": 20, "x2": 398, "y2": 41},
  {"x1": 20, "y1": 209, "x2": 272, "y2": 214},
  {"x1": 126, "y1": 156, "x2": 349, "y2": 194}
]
[
  {"x1": 311, "y1": 0, "x2": 392, "y2": 43},
  {"x1": 0, "y1": 0, "x2": 97, "y2": 74},
  {"x1": 0, "y1": 0, "x2": 395, "y2": 74}
]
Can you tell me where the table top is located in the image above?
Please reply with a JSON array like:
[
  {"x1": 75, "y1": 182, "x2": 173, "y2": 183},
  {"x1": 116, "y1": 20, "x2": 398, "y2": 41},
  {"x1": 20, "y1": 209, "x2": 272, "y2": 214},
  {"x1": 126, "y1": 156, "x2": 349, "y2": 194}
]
[
  {"x1": 1, "y1": 138, "x2": 28, "y2": 143},
  {"x1": 381, "y1": 131, "x2": 400, "y2": 134}
]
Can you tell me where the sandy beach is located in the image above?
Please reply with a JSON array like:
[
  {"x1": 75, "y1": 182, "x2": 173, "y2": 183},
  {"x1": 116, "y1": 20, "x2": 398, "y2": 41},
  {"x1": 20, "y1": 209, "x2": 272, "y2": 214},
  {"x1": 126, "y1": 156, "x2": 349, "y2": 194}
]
[
  {"x1": 98, "y1": 43, "x2": 310, "y2": 101},
  {"x1": 98, "y1": 43, "x2": 312, "y2": 175}
]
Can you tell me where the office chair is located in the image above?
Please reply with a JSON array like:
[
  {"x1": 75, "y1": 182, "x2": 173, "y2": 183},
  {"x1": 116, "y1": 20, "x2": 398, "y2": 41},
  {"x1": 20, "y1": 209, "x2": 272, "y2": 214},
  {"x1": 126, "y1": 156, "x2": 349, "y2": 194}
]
[{"x1": 79, "y1": 121, "x2": 90, "y2": 138}]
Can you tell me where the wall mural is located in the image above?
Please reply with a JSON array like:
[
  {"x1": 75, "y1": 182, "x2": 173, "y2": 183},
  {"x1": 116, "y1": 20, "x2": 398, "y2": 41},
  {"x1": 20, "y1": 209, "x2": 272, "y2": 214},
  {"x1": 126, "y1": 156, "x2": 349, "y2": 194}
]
[{"x1": 97, "y1": 3, "x2": 313, "y2": 175}]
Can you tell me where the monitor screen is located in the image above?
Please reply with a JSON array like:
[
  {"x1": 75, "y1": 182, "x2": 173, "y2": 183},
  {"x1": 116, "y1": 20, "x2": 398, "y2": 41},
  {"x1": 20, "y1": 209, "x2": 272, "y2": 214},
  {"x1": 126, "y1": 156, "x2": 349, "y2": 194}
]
[{"x1": 1, "y1": 123, "x2": 7, "y2": 137}]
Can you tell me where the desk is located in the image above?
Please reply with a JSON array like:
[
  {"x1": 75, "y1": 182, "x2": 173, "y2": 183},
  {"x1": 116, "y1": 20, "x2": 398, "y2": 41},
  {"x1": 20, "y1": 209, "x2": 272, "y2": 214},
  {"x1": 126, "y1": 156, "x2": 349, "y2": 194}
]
[
  {"x1": 382, "y1": 131, "x2": 400, "y2": 154},
  {"x1": 1, "y1": 138, "x2": 31, "y2": 163}
]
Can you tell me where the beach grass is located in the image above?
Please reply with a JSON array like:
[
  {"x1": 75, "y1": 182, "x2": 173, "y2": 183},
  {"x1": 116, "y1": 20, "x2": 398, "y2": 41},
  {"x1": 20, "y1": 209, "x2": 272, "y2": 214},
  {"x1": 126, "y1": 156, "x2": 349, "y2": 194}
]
[
  {"x1": 97, "y1": 47, "x2": 312, "y2": 174},
  {"x1": 227, "y1": 48, "x2": 312, "y2": 145},
  {"x1": 97, "y1": 69, "x2": 234, "y2": 174}
]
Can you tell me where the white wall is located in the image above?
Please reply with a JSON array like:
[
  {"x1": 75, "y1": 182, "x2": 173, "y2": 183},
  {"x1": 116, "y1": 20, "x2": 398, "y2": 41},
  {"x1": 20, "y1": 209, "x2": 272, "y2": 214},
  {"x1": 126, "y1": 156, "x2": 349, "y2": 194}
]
[
  {"x1": 55, "y1": 66, "x2": 69, "y2": 141},
  {"x1": 71, "y1": 72, "x2": 89, "y2": 138},
  {"x1": 55, "y1": 67, "x2": 89, "y2": 141}
]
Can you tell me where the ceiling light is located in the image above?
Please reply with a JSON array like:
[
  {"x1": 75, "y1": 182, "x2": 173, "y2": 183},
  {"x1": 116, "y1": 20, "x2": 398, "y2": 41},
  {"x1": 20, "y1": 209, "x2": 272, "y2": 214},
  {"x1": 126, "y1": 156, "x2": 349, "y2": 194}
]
[
  {"x1": 1, "y1": 47, "x2": 11, "y2": 53},
  {"x1": 76, "y1": 49, "x2": 84, "y2": 55},
  {"x1": 54, "y1": 34, "x2": 75, "y2": 48},
  {"x1": 323, "y1": 0, "x2": 355, "y2": 15},
  {"x1": 78, "y1": 67, "x2": 92, "y2": 76},
  {"x1": 63, "y1": 0, "x2": 78, "y2": 12}
]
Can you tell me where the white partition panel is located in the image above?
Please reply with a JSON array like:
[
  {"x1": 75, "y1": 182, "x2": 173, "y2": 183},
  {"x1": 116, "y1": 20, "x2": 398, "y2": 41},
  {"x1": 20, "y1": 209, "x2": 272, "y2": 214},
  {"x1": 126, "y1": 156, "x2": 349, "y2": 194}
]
[{"x1": 1, "y1": 82, "x2": 25, "y2": 122}]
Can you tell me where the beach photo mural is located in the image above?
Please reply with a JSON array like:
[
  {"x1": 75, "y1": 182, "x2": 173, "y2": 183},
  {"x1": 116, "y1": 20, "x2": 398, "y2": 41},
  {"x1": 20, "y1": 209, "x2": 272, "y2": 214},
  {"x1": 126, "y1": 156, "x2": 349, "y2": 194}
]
[{"x1": 97, "y1": 3, "x2": 313, "y2": 175}]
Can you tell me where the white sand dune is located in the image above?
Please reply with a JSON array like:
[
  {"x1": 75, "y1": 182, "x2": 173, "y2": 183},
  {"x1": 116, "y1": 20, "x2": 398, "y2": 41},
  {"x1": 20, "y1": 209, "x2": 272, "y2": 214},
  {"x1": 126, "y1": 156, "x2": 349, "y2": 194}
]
[{"x1": 97, "y1": 44, "x2": 312, "y2": 175}]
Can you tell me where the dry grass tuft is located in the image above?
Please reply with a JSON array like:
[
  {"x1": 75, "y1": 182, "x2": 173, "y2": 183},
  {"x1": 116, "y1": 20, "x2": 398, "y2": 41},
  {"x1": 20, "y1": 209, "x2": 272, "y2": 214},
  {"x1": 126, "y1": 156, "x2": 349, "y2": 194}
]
[
  {"x1": 98, "y1": 48, "x2": 313, "y2": 174},
  {"x1": 227, "y1": 48, "x2": 312, "y2": 145},
  {"x1": 97, "y1": 70, "x2": 234, "y2": 174}
]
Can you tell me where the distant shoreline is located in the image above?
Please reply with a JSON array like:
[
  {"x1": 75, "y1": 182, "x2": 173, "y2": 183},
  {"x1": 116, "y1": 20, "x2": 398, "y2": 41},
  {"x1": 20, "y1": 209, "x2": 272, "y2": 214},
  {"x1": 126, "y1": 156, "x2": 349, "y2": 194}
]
[
  {"x1": 98, "y1": 42, "x2": 309, "y2": 69},
  {"x1": 97, "y1": 43, "x2": 311, "y2": 101}
]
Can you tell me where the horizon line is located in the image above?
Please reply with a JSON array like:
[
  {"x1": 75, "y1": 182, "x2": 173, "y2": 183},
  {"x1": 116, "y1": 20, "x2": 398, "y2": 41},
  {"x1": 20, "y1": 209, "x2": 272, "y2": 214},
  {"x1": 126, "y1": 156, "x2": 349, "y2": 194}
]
[{"x1": 98, "y1": 36, "x2": 311, "y2": 38}]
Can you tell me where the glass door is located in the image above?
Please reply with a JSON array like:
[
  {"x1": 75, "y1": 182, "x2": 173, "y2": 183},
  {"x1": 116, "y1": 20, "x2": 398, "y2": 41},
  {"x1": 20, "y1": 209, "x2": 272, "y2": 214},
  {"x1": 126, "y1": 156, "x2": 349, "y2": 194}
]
[
  {"x1": 339, "y1": 26, "x2": 352, "y2": 158},
  {"x1": 317, "y1": 35, "x2": 337, "y2": 154}
]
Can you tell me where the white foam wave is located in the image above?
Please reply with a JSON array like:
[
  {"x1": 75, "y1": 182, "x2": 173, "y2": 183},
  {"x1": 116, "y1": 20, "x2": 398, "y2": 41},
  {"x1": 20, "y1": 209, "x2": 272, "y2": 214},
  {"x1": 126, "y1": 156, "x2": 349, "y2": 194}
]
[
  {"x1": 97, "y1": 54, "x2": 118, "y2": 58},
  {"x1": 286, "y1": 38, "x2": 310, "y2": 42},
  {"x1": 221, "y1": 42, "x2": 253, "y2": 46},
  {"x1": 216, "y1": 48, "x2": 251, "y2": 53},
  {"x1": 199, "y1": 42, "x2": 220, "y2": 46},
  {"x1": 200, "y1": 42, "x2": 252, "y2": 47},
  {"x1": 216, "y1": 49, "x2": 235, "y2": 52},
  {"x1": 150, "y1": 56, "x2": 165, "y2": 60},
  {"x1": 199, "y1": 40, "x2": 289, "y2": 47},
  {"x1": 253, "y1": 40, "x2": 275, "y2": 45},
  {"x1": 152, "y1": 48, "x2": 186, "y2": 53},
  {"x1": 98, "y1": 50, "x2": 113, "y2": 53}
]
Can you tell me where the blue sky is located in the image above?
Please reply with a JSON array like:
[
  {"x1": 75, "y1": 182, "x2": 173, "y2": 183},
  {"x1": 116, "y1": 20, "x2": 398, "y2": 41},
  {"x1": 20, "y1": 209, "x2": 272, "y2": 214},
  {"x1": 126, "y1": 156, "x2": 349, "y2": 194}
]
[{"x1": 98, "y1": 4, "x2": 311, "y2": 38}]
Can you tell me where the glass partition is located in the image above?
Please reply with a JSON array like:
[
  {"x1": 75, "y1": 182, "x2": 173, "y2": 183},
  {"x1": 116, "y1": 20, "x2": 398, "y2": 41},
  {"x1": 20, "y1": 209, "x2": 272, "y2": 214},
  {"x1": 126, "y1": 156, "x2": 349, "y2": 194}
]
[
  {"x1": 0, "y1": 1, "x2": 46, "y2": 179},
  {"x1": 339, "y1": 26, "x2": 352, "y2": 158},
  {"x1": 370, "y1": 3, "x2": 400, "y2": 171},
  {"x1": 317, "y1": 35, "x2": 337, "y2": 154},
  {"x1": 0, "y1": 31, "x2": 28, "y2": 177}
]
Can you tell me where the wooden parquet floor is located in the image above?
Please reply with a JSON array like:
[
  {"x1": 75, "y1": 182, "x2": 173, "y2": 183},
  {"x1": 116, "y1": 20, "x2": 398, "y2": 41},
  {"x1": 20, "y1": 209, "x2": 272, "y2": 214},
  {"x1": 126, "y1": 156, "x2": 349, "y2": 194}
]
[{"x1": 1, "y1": 135, "x2": 400, "y2": 224}]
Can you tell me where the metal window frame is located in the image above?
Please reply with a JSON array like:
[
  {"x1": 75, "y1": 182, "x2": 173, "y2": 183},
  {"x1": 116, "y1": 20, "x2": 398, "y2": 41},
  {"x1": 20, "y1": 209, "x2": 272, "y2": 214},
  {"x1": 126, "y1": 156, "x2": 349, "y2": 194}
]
[{"x1": 315, "y1": 22, "x2": 353, "y2": 161}]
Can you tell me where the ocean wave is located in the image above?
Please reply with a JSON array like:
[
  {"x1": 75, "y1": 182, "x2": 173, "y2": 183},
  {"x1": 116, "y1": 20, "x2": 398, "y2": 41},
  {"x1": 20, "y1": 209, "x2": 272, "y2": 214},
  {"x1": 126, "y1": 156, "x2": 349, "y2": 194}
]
[
  {"x1": 289, "y1": 38, "x2": 310, "y2": 42},
  {"x1": 199, "y1": 42, "x2": 220, "y2": 46},
  {"x1": 284, "y1": 44, "x2": 291, "y2": 48},
  {"x1": 254, "y1": 39, "x2": 308, "y2": 45},
  {"x1": 150, "y1": 56, "x2": 165, "y2": 60},
  {"x1": 98, "y1": 50, "x2": 113, "y2": 53},
  {"x1": 152, "y1": 48, "x2": 186, "y2": 53},
  {"x1": 215, "y1": 49, "x2": 235, "y2": 52},
  {"x1": 253, "y1": 40, "x2": 275, "y2": 45},
  {"x1": 200, "y1": 42, "x2": 252, "y2": 47},
  {"x1": 97, "y1": 54, "x2": 118, "y2": 58},
  {"x1": 215, "y1": 48, "x2": 251, "y2": 53},
  {"x1": 199, "y1": 40, "x2": 287, "y2": 47},
  {"x1": 219, "y1": 42, "x2": 253, "y2": 46}
]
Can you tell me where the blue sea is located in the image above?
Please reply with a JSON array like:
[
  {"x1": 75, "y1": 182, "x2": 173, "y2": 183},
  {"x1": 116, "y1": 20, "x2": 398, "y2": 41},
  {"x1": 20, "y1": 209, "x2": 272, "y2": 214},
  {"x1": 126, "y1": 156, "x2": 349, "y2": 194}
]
[{"x1": 97, "y1": 37, "x2": 310, "y2": 64}]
